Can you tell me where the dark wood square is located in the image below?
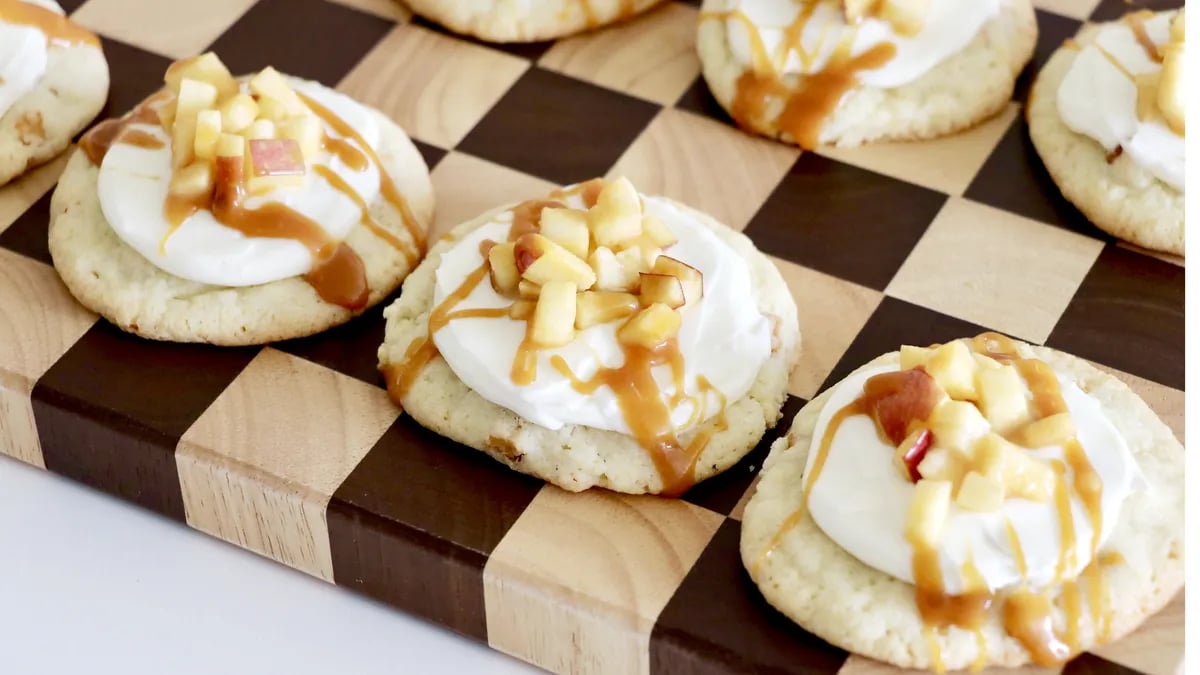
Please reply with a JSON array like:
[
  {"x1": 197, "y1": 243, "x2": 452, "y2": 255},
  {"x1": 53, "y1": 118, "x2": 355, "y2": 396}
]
[
  {"x1": 409, "y1": 14, "x2": 556, "y2": 61},
  {"x1": 674, "y1": 75, "x2": 734, "y2": 127},
  {"x1": 91, "y1": 37, "x2": 174, "y2": 123},
  {"x1": 457, "y1": 66, "x2": 659, "y2": 185},
  {"x1": 207, "y1": 0, "x2": 395, "y2": 86},
  {"x1": 273, "y1": 288, "x2": 398, "y2": 388},
  {"x1": 1013, "y1": 9, "x2": 1084, "y2": 104},
  {"x1": 1047, "y1": 245, "x2": 1184, "y2": 390},
  {"x1": 0, "y1": 193, "x2": 54, "y2": 265},
  {"x1": 743, "y1": 154, "x2": 947, "y2": 292},
  {"x1": 650, "y1": 519, "x2": 850, "y2": 675},
  {"x1": 1090, "y1": 0, "x2": 1184, "y2": 22}
]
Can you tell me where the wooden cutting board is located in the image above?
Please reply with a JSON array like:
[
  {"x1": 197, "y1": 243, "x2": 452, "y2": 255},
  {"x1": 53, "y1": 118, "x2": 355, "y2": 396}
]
[{"x1": 0, "y1": 0, "x2": 1183, "y2": 673}]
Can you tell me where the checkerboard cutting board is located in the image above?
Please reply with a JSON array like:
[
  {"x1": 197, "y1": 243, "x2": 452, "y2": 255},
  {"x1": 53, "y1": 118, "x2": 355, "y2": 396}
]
[{"x1": 0, "y1": 0, "x2": 1184, "y2": 673}]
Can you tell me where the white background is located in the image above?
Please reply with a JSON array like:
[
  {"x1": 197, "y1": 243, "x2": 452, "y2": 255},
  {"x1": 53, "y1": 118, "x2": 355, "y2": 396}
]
[{"x1": 0, "y1": 455, "x2": 536, "y2": 675}]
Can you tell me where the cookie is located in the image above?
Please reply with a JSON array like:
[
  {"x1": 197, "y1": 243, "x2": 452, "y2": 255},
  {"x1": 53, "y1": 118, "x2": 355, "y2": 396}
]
[
  {"x1": 741, "y1": 338, "x2": 1183, "y2": 671},
  {"x1": 378, "y1": 183, "x2": 800, "y2": 495},
  {"x1": 0, "y1": 0, "x2": 109, "y2": 186},
  {"x1": 1028, "y1": 11, "x2": 1184, "y2": 257},
  {"x1": 49, "y1": 67, "x2": 434, "y2": 346},
  {"x1": 403, "y1": 0, "x2": 667, "y2": 42},
  {"x1": 696, "y1": 0, "x2": 1036, "y2": 148}
]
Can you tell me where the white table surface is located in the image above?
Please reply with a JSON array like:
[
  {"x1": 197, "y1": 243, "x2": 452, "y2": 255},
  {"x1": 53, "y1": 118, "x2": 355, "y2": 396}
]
[{"x1": 0, "y1": 455, "x2": 536, "y2": 675}]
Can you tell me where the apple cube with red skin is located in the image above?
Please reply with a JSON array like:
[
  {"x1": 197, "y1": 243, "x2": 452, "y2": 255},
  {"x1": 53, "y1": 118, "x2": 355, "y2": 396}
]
[
  {"x1": 861, "y1": 369, "x2": 946, "y2": 445},
  {"x1": 639, "y1": 273, "x2": 685, "y2": 309},
  {"x1": 247, "y1": 138, "x2": 306, "y2": 192},
  {"x1": 651, "y1": 256, "x2": 703, "y2": 307},
  {"x1": 893, "y1": 427, "x2": 933, "y2": 483}
]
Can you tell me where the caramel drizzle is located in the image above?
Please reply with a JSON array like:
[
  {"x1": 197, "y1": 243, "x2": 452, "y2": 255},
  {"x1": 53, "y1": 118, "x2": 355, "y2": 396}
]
[
  {"x1": 701, "y1": 7, "x2": 897, "y2": 149},
  {"x1": 297, "y1": 92, "x2": 426, "y2": 261},
  {"x1": 0, "y1": 0, "x2": 99, "y2": 48},
  {"x1": 1124, "y1": 11, "x2": 1163, "y2": 63},
  {"x1": 312, "y1": 164, "x2": 415, "y2": 257}
]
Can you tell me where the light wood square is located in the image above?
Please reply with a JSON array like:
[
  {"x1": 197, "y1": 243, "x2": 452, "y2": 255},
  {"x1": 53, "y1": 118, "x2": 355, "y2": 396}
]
[
  {"x1": 428, "y1": 151, "x2": 559, "y2": 241},
  {"x1": 73, "y1": 0, "x2": 257, "y2": 59},
  {"x1": 0, "y1": 154, "x2": 66, "y2": 235},
  {"x1": 1092, "y1": 591, "x2": 1184, "y2": 675},
  {"x1": 1033, "y1": 0, "x2": 1101, "y2": 20},
  {"x1": 177, "y1": 348, "x2": 398, "y2": 581},
  {"x1": 817, "y1": 103, "x2": 1019, "y2": 197},
  {"x1": 538, "y1": 2, "x2": 701, "y2": 106},
  {"x1": 609, "y1": 108, "x2": 799, "y2": 231},
  {"x1": 0, "y1": 250, "x2": 96, "y2": 390},
  {"x1": 484, "y1": 487, "x2": 723, "y2": 675},
  {"x1": 887, "y1": 198, "x2": 1104, "y2": 343},
  {"x1": 338, "y1": 23, "x2": 529, "y2": 148},
  {"x1": 773, "y1": 256, "x2": 883, "y2": 400},
  {"x1": 0, "y1": 384, "x2": 42, "y2": 469}
]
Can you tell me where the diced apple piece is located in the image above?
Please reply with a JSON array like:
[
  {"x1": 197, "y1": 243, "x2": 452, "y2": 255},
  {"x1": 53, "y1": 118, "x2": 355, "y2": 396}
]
[
  {"x1": 916, "y1": 447, "x2": 966, "y2": 484},
  {"x1": 642, "y1": 214, "x2": 677, "y2": 248},
  {"x1": 514, "y1": 233, "x2": 596, "y2": 289},
  {"x1": 925, "y1": 340, "x2": 978, "y2": 401},
  {"x1": 905, "y1": 479, "x2": 951, "y2": 546},
  {"x1": 973, "y1": 352, "x2": 1003, "y2": 371},
  {"x1": 176, "y1": 78, "x2": 219, "y2": 121},
  {"x1": 165, "y1": 53, "x2": 237, "y2": 99},
  {"x1": 248, "y1": 66, "x2": 306, "y2": 116},
  {"x1": 156, "y1": 98, "x2": 177, "y2": 131},
  {"x1": 589, "y1": 176, "x2": 642, "y2": 248},
  {"x1": 539, "y1": 208, "x2": 591, "y2": 260},
  {"x1": 575, "y1": 291, "x2": 639, "y2": 329},
  {"x1": 218, "y1": 93, "x2": 259, "y2": 134},
  {"x1": 212, "y1": 154, "x2": 245, "y2": 213},
  {"x1": 619, "y1": 234, "x2": 662, "y2": 268},
  {"x1": 277, "y1": 115, "x2": 323, "y2": 161},
  {"x1": 247, "y1": 138, "x2": 306, "y2": 192},
  {"x1": 247, "y1": 119, "x2": 276, "y2": 140},
  {"x1": 956, "y1": 471, "x2": 1006, "y2": 512},
  {"x1": 530, "y1": 281, "x2": 577, "y2": 348},
  {"x1": 518, "y1": 280, "x2": 540, "y2": 299},
  {"x1": 876, "y1": 0, "x2": 931, "y2": 35},
  {"x1": 618, "y1": 303, "x2": 681, "y2": 349},
  {"x1": 900, "y1": 345, "x2": 935, "y2": 371},
  {"x1": 862, "y1": 369, "x2": 947, "y2": 445},
  {"x1": 168, "y1": 162, "x2": 214, "y2": 200},
  {"x1": 1017, "y1": 413, "x2": 1076, "y2": 449},
  {"x1": 193, "y1": 109, "x2": 222, "y2": 161},
  {"x1": 893, "y1": 428, "x2": 932, "y2": 483},
  {"x1": 255, "y1": 97, "x2": 292, "y2": 124},
  {"x1": 639, "y1": 273, "x2": 685, "y2": 309},
  {"x1": 976, "y1": 365, "x2": 1030, "y2": 434},
  {"x1": 508, "y1": 300, "x2": 535, "y2": 321},
  {"x1": 975, "y1": 434, "x2": 1055, "y2": 502},
  {"x1": 170, "y1": 113, "x2": 198, "y2": 169},
  {"x1": 215, "y1": 133, "x2": 245, "y2": 158},
  {"x1": 841, "y1": 0, "x2": 873, "y2": 23},
  {"x1": 651, "y1": 256, "x2": 703, "y2": 307},
  {"x1": 928, "y1": 400, "x2": 990, "y2": 454},
  {"x1": 487, "y1": 242, "x2": 520, "y2": 296},
  {"x1": 589, "y1": 247, "x2": 641, "y2": 292}
]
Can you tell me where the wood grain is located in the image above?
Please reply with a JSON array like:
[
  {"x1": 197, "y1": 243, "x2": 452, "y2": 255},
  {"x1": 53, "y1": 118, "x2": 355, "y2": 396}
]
[
  {"x1": 609, "y1": 108, "x2": 799, "y2": 231},
  {"x1": 0, "y1": 154, "x2": 65, "y2": 234},
  {"x1": 73, "y1": 0, "x2": 258, "y2": 60},
  {"x1": 888, "y1": 198, "x2": 1105, "y2": 343},
  {"x1": 177, "y1": 348, "x2": 397, "y2": 580},
  {"x1": 427, "y1": 151, "x2": 559, "y2": 241},
  {"x1": 338, "y1": 23, "x2": 530, "y2": 148},
  {"x1": 484, "y1": 488, "x2": 722, "y2": 675},
  {"x1": 539, "y1": 2, "x2": 701, "y2": 106}
]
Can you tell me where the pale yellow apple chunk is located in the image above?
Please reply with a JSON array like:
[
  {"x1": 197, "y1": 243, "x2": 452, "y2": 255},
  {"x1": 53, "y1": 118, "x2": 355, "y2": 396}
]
[
  {"x1": 925, "y1": 341, "x2": 978, "y2": 400},
  {"x1": 618, "y1": 303, "x2": 681, "y2": 349},
  {"x1": 976, "y1": 366, "x2": 1030, "y2": 433},
  {"x1": 928, "y1": 400, "x2": 988, "y2": 453},
  {"x1": 905, "y1": 479, "x2": 952, "y2": 546},
  {"x1": 956, "y1": 471, "x2": 1006, "y2": 512},
  {"x1": 651, "y1": 256, "x2": 703, "y2": 307},
  {"x1": 1017, "y1": 413, "x2": 1076, "y2": 448},
  {"x1": 516, "y1": 234, "x2": 597, "y2": 289},
  {"x1": 487, "y1": 242, "x2": 521, "y2": 296},
  {"x1": 531, "y1": 281, "x2": 577, "y2": 347},
  {"x1": 165, "y1": 52, "x2": 238, "y2": 99},
  {"x1": 589, "y1": 246, "x2": 641, "y2": 292},
  {"x1": 589, "y1": 176, "x2": 643, "y2": 249},
  {"x1": 575, "y1": 291, "x2": 639, "y2": 329},
  {"x1": 639, "y1": 273, "x2": 685, "y2": 309},
  {"x1": 539, "y1": 208, "x2": 591, "y2": 260},
  {"x1": 975, "y1": 434, "x2": 1055, "y2": 502}
]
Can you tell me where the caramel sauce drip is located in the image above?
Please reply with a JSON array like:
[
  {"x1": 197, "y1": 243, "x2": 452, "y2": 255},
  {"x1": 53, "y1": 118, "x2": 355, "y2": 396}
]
[
  {"x1": 1124, "y1": 11, "x2": 1163, "y2": 63},
  {"x1": 296, "y1": 92, "x2": 426, "y2": 258},
  {"x1": 550, "y1": 178, "x2": 606, "y2": 209},
  {"x1": 79, "y1": 92, "x2": 171, "y2": 166},
  {"x1": 312, "y1": 164, "x2": 417, "y2": 260},
  {"x1": 384, "y1": 262, "x2": 491, "y2": 402},
  {"x1": 117, "y1": 128, "x2": 165, "y2": 150},
  {"x1": 550, "y1": 341, "x2": 716, "y2": 496},
  {"x1": 1003, "y1": 590, "x2": 1073, "y2": 666},
  {"x1": 701, "y1": 10, "x2": 772, "y2": 72},
  {"x1": 753, "y1": 400, "x2": 863, "y2": 574},
  {"x1": 508, "y1": 199, "x2": 565, "y2": 241},
  {"x1": 0, "y1": 0, "x2": 99, "y2": 48},
  {"x1": 322, "y1": 135, "x2": 370, "y2": 172},
  {"x1": 1004, "y1": 518, "x2": 1029, "y2": 579}
]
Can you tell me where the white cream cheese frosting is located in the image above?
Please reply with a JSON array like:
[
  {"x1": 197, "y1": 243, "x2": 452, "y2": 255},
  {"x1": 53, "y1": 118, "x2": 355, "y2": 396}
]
[
  {"x1": 803, "y1": 362, "x2": 1140, "y2": 595},
  {"x1": 714, "y1": 0, "x2": 1001, "y2": 87},
  {"x1": 98, "y1": 80, "x2": 383, "y2": 287},
  {"x1": 1056, "y1": 12, "x2": 1184, "y2": 191},
  {"x1": 431, "y1": 192, "x2": 773, "y2": 434},
  {"x1": 0, "y1": 0, "x2": 63, "y2": 120}
]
